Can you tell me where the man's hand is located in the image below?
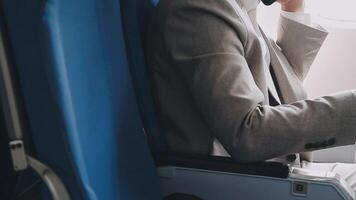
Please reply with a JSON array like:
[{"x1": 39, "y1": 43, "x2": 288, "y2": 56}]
[{"x1": 277, "y1": 0, "x2": 305, "y2": 12}]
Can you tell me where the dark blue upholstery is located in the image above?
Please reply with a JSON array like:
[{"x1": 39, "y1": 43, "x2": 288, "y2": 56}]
[
  {"x1": 3, "y1": 0, "x2": 161, "y2": 199},
  {"x1": 121, "y1": 0, "x2": 167, "y2": 153},
  {"x1": 0, "y1": 108, "x2": 18, "y2": 199}
]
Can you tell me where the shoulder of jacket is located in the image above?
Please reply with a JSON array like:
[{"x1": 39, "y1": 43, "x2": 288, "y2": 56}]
[{"x1": 159, "y1": 0, "x2": 249, "y2": 46}]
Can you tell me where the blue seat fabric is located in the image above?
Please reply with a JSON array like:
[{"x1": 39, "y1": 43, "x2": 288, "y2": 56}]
[
  {"x1": 2, "y1": 0, "x2": 161, "y2": 199},
  {"x1": 121, "y1": 0, "x2": 167, "y2": 153}
]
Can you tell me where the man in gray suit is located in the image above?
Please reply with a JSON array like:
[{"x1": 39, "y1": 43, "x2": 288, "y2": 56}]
[{"x1": 145, "y1": 0, "x2": 356, "y2": 195}]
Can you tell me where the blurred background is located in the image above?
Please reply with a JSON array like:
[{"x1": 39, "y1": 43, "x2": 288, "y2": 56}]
[{"x1": 257, "y1": 0, "x2": 356, "y2": 163}]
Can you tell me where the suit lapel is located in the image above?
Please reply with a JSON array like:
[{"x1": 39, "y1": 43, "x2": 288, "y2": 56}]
[
  {"x1": 265, "y1": 62, "x2": 282, "y2": 105},
  {"x1": 256, "y1": 27, "x2": 281, "y2": 105},
  {"x1": 259, "y1": 27, "x2": 307, "y2": 103}
]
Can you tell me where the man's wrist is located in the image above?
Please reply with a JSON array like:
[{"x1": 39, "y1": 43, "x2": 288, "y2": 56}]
[{"x1": 280, "y1": 0, "x2": 305, "y2": 12}]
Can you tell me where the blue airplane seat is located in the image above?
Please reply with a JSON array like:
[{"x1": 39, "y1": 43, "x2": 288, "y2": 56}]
[
  {"x1": 121, "y1": 0, "x2": 167, "y2": 153},
  {"x1": 120, "y1": 1, "x2": 207, "y2": 199},
  {"x1": 2, "y1": 0, "x2": 161, "y2": 199},
  {"x1": 3, "y1": 0, "x2": 354, "y2": 199},
  {"x1": 2, "y1": 1, "x2": 83, "y2": 199}
]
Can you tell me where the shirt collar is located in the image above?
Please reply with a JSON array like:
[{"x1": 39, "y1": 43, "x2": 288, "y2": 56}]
[{"x1": 237, "y1": 0, "x2": 260, "y2": 12}]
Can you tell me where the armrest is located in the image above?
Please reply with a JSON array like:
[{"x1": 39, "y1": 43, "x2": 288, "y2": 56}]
[{"x1": 155, "y1": 153, "x2": 290, "y2": 179}]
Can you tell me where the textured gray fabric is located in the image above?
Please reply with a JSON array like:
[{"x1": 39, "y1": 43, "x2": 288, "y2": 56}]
[{"x1": 145, "y1": 0, "x2": 356, "y2": 163}]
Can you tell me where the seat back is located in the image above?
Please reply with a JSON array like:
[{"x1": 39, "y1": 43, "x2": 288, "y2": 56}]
[
  {"x1": 121, "y1": 0, "x2": 166, "y2": 153},
  {"x1": 3, "y1": 0, "x2": 161, "y2": 199}
]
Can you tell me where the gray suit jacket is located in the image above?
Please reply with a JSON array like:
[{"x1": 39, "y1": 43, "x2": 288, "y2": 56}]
[{"x1": 145, "y1": 0, "x2": 356, "y2": 163}]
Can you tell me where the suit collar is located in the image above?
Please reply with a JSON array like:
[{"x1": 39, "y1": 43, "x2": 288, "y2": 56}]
[{"x1": 236, "y1": 0, "x2": 260, "y2": 12}]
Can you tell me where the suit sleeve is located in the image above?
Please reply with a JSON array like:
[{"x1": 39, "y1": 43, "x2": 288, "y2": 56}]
[
  {"x1": 276, "y1": 15, "x2": 329, "y2": 80},
  {"x1": 164, "y1": 0, "x2": 356, "y2": 163}
]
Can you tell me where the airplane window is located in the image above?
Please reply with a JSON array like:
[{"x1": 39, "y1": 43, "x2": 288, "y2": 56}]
[{"x1": 307, "y1": 0, "x2": 356, "y2": 29}]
